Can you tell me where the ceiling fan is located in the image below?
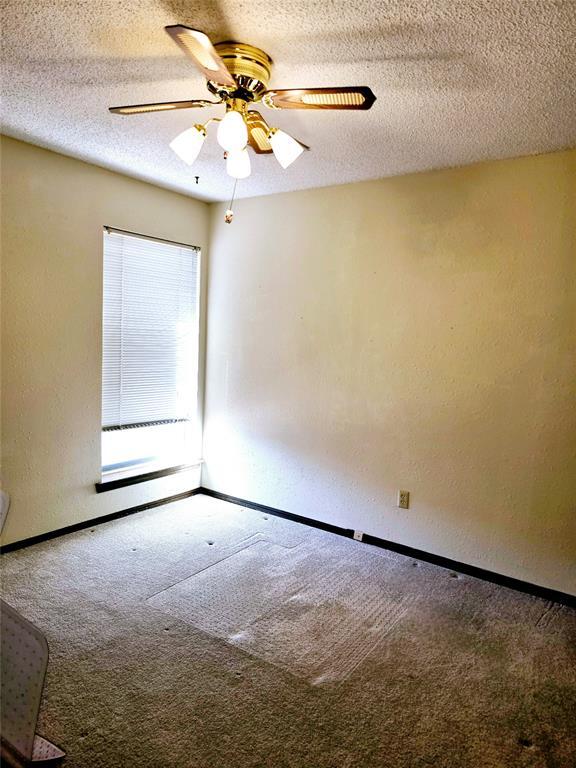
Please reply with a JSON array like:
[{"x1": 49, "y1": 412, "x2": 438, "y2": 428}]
[{"x1": 109, "y1": 25, "x2": 376, "y2": 180}]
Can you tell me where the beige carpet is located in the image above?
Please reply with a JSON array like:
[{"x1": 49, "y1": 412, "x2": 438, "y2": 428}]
[{"x1": 1, "y1": 494, "x2": 575, "y2": 767}]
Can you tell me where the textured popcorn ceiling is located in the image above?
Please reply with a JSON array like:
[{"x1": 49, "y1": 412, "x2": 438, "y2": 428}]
[{"x1": 1, "y1": 0, "x2": 575, "y2": 202}]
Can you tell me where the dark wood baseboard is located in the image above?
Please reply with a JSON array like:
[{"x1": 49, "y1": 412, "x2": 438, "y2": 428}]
[
  {"x1": 199, "y1": 488, "x2": 576, "y2": 608},
  {"x1": 0, "y1": 489, "x2": 201, "y2": 554},
  {"x1": 2, "y1": 485, "x2": 574, "y2": 608}
]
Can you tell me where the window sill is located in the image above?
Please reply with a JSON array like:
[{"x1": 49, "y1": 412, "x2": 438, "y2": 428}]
[{"x1": 95, "y1": 462, "x2": 202, "y2": 493}]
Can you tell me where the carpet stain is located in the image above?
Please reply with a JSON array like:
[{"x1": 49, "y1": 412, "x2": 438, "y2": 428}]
[{"x1": 147, "y1": 539, "x2": 416, "y2": 683}]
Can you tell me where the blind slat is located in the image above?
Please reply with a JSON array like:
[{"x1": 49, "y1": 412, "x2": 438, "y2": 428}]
[{"x1": 102, "y1": 229, "x2": 200, "y2": 429}]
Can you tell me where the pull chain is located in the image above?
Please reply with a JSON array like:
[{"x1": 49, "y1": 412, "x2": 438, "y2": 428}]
[{"x1": 224, "y1": 178, "x2": 238, "y2": 224}]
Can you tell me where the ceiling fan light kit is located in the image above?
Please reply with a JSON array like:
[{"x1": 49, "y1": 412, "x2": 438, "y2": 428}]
[
  {"x1": 217, "y1": 108, "x2": 249, "y2": 152},
  {"x1": 226, "y1": 148, "x2": 251, "y2": 179},
  {"x1": 109, "y1": 24, "x2": 376, "y2": 217},
  {"x1": 268, "y1": 128, "x2": 306, "y2": 169},
  {"x1": 169, "y1": 124, "x2": 206, "y2": 165}
]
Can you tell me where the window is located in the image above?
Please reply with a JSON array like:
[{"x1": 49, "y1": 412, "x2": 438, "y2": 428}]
[{"x1": 101, "y1": 227, "x2": 201, "y2": 480}]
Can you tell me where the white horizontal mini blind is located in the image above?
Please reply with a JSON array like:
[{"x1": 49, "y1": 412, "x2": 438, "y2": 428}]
[{"x1": 102, "y1": 228, "x2": 200, "y2": 430}]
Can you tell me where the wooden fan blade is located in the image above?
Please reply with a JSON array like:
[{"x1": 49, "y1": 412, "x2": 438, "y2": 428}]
[
  {"x1": 165, "y1": 25, "x2": 236, "y2": 88},
  {"x1": 109, "y1": 99, "x2": 218, "y2": 115},
  {"x1": 262, "y1": 86, "x2": 376, "y2": 110},
  {"x1": 245, "y1": 110, "x2": 273, "y2": 153}
]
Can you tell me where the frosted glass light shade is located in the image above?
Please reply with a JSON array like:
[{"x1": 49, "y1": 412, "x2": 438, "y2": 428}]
[
  {"x1": 169, "y1": 125, "x2": 205, "y2": 165},
  {"x1": 226, "y1": 148, "x2": 251, "y2": 179},
  {"x1": 217, "y1": 111, "x2": 248, "y2": 152},
  {"x1": 269, "y1": 129, "x2": 305, "y2": 169}
]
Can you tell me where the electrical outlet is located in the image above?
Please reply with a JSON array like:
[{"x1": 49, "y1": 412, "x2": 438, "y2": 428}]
[
  {"x1": 353, "y1": 530, "x2": 364, "y2": 542},
  {"x1": 397, "y1": 490, "x2": 410, "y2": 509}
]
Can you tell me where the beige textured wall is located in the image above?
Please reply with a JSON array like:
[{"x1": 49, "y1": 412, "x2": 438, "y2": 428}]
[
  {"x1": 1, "y1": 137, "x2": 208, "y2": 546},
  {"x1": 204, "y1": 149, "x2": 576, "y2": 595}
]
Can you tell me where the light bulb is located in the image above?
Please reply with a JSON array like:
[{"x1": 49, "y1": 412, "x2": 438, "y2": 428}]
[
  {"x1": 169, "y1": 125, "x2": 206, "y2": 165},
  {"x1": 217, "y1": 111, "x2": 248, "y2": 152},
  {"x1": 269, "y1": 129, "x2": 305, "y2": 169},
  {"x1": 226, "y1": 148, "x2": 251, "y2": 179}
]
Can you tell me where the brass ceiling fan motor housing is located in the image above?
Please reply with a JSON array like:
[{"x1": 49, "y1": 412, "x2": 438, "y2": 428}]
[{"x1": 211, "y1": 42, "x2": 273, "y2": 100}]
